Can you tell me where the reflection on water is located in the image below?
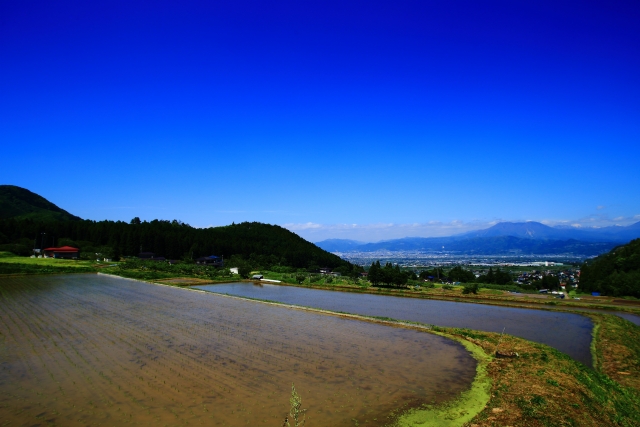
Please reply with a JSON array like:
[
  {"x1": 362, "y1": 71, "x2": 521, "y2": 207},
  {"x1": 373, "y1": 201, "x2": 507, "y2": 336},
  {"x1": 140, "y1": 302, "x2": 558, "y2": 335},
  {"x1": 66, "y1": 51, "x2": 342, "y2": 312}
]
[
  {"x1": 0, "y1": 275, "x2": 476, "y2": 427},
  {"x1": 195, "y1": 282, "x2": 595, "y2": 366}
]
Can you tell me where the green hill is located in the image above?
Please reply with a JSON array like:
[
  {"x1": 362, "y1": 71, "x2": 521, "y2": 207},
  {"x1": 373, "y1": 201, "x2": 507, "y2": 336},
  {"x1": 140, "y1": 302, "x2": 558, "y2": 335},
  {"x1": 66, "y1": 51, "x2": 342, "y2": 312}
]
[
  {"x1": 0, "y1": 185, "x2": 81, "y2": 221},
  {"x1": 0, "y1": 217, "x2": 354, "y2": 270},
  {"x1": 0, "y1": 187, "x2": 354, "y2": 270},
  {"x1": 580, "y1": 238, "x2": 640, "y2": 297}
]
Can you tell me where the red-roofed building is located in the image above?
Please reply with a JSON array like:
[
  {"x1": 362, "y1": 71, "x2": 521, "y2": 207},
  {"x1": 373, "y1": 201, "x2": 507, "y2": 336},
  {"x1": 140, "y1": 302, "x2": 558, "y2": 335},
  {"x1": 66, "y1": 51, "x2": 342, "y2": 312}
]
[{"x1": 43, "y1": 246, "x2": 79, "y2": 259}]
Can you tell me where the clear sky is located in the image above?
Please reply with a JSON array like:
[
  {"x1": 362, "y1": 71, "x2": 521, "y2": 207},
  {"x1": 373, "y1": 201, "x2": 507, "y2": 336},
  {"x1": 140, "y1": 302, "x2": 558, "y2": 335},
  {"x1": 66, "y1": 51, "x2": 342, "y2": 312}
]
[{"x1": 2, "y1": 1, "x2": 639, "y2": 242}]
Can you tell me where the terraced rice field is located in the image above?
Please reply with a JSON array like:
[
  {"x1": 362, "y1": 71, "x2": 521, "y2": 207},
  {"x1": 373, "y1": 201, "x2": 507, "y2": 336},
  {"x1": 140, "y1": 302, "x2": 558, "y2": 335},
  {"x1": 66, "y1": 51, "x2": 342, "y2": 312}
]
[{"x1": 0, "y1": 274, "x2": 476, "y2": 426}]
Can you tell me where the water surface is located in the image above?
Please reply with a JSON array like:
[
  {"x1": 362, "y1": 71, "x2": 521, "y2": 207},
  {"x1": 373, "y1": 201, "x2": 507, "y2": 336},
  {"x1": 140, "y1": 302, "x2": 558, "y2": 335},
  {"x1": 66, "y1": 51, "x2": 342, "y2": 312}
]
[
  {"x1": 0, "y1": 274, "x2": 476, "y2": 427},
  {"x1": 194, "y1": 282, "x2": 595, "y2": 366}
]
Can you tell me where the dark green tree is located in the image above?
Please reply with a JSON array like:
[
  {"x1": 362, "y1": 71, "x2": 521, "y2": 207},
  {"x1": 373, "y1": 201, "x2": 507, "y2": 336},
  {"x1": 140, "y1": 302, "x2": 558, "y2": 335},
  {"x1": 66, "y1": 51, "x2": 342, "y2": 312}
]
[
  {"x1": 532, "y1": 274, "x2": 560, "y2": 290},
  {"x1": 368, "y1": 261, "x2": 382, "y2": 285},
  {"x1": 462, "y1": 283, "x2": 479, "y2": 294},
  {"x1": 448, "y1": 266, "x2": 475, "y2": 283}
]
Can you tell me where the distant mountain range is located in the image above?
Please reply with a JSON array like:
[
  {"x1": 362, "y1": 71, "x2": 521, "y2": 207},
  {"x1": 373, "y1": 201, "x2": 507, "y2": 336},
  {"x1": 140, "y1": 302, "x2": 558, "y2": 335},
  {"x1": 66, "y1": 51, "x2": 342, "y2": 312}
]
[
  {"x1": 458, "y1": 221, "x2": 640, "y2": 242},
  {"x1": 315, "y1": 221, "x2": 640, "y2": 256},
  {"x1": 313, "y1": 239, "x2": 366, "y2": 252}
]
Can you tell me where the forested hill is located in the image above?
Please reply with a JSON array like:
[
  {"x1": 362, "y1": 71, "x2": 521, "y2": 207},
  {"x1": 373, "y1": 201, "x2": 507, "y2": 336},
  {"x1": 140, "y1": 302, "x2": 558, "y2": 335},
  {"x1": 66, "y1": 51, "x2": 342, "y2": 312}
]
[
  {"x1": 580, "y1": 238, "x2": 640, "y2": 297},
  {"x1": 0, "y1": 185, "x2": 80, "y2": 221},
  {"x1": 0, "y1": 217, "x2": 353, "y2": 270}
]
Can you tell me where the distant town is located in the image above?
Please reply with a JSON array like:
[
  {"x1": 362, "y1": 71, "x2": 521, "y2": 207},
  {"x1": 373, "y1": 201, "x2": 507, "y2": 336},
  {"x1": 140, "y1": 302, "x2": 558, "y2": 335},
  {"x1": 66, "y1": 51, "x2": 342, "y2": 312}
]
[{"x1": 336, "y1": 251, "x2": 586, "y2": 268}]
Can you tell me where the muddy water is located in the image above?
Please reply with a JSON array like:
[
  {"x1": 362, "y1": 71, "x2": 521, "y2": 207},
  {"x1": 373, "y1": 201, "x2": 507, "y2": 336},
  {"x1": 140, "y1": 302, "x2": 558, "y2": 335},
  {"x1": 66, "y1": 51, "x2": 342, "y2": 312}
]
[
  {"x1": 194, "y1": 282, "x2": 594, "y2": 366},
  {"x1": 0, "y1": 275, "x2": 476, "y2": 427}
]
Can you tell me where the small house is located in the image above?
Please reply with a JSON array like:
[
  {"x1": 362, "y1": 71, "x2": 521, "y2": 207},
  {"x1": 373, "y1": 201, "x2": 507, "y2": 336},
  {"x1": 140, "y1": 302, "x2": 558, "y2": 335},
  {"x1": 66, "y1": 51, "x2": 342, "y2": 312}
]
[
  {"x1": 43, "y1": 246, "x2": 79, "y2": 259},
  {"x1": 138, "y1": 252, "x2": 155, "y2": 259},
  {"x1": 195, "y1": 255, "x2": 223, "y2": 267},
  {"x1": 138, "y1": 252, "x2": 166, "y2": 261}
]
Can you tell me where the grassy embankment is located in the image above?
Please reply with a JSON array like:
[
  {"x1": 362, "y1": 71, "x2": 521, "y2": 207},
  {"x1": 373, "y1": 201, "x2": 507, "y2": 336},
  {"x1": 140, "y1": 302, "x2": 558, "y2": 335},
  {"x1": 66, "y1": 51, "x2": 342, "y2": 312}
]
[{"x1": 400, "y1": 313, "x2": 640, "y2": 427}]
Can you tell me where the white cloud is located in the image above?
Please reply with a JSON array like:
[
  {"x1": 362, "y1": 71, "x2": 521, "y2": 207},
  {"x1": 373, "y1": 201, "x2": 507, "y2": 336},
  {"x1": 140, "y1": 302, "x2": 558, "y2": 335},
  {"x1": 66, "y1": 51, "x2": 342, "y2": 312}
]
[
  {"x1": 284, "y1": 222, "x2": 324, "y2": 230},
  {"x1": 522, "y1": 214, "x2": 640, "y2": 230}
]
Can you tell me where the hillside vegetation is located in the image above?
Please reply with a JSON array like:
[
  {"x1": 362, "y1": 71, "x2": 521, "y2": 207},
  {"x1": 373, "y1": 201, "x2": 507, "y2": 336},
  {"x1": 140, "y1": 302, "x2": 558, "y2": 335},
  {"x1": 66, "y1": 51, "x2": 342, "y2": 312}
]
[
  {"x1": 0, "y1": 186, "x2": 357, "y2": 271},
  {"x1": 580, "y1": 238, "x2": 640, "y2": 297},
  {"x1": 0, "y1": 185, "x2": 80, "y2": 221},
  {"x1": 0, "y1": 217, "x2": 355, "y2": 271}
]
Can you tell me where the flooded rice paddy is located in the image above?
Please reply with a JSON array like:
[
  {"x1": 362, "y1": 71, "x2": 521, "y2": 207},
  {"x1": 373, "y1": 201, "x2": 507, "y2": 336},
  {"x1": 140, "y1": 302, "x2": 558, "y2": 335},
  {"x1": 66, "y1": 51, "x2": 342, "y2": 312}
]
[
  {"x1": 0, "y1": 275, "x2": 477, "y2": 427},
  {"x1": 194, "y1": 282, "x2": 595, "y2": 366}
]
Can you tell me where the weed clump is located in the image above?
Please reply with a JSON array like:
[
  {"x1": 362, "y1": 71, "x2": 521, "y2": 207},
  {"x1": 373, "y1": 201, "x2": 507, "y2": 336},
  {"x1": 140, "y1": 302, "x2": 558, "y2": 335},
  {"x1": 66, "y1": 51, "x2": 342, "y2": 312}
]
[{"x1": 282, "y1": 383, "x2": 306, "y2": 427}]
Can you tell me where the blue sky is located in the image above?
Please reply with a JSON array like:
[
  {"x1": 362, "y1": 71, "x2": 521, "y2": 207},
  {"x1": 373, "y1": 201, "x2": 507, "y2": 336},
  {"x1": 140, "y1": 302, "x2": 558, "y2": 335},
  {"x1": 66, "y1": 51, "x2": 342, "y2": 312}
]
[{"x1": 2, "y1": 1, "x2": 639, "y2": 242}]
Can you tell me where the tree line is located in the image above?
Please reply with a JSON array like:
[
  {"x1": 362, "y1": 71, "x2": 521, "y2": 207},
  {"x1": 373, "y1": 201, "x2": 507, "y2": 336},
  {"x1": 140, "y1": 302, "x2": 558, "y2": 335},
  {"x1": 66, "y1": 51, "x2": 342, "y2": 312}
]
[
  {"x1": 367, "y1": 261, "x2": 411, "y2": 287},
  {"x1": 0, "y1": 217, "x2": 357, "y2": 271}
]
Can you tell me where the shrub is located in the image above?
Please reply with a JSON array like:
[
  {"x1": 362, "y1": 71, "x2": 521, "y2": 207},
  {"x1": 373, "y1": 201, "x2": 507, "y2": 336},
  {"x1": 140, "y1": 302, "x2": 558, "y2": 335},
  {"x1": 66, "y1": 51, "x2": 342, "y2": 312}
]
[{"x1": 462, "y1": 283, "x2": 479, "y2": 294}]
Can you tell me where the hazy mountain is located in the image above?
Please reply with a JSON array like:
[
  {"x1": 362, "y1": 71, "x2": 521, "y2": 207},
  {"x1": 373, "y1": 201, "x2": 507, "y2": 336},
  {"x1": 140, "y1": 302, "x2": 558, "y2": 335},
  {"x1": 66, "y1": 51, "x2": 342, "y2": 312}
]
[
  {"x1": 583, "y1": 222, "x2": 640, "y2": 242},
  {"x1": 443, "y1": 236, "x2": 617, "y2": 256},
  {"x1": 459, "y1": 221, "x2": 588, "y2": 240},
  {"x1": 0, "y1": 185, "x2": 81, "y2": 221},
  {"x1": 314, "y1": 239, "x2": 365, "y2": 252},
  {"x1": 353, "y1": 237, "x2": 453, "y2": 252},
  {"x1": 459, "y1": 221, "x2": 640, "y2": 242},
  {"x1": 341, "y1": 236, "x2": 615, "y2": 256},
  {"x1": 322, "y1": 221, "x2": 640, "y2": 256}
]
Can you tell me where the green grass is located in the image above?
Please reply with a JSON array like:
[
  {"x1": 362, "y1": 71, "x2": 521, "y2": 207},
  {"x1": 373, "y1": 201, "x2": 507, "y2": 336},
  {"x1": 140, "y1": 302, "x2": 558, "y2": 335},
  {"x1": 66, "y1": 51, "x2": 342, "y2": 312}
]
[
  {"x1": 0, "y1": 252, "x2": 97, "y2": 267},
  {"x1": 0, "y1": 252, "x2": 99, "y2": 275},
  {"x1": 0, "y1": 262, "x2": 96, "y2": 275}
]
